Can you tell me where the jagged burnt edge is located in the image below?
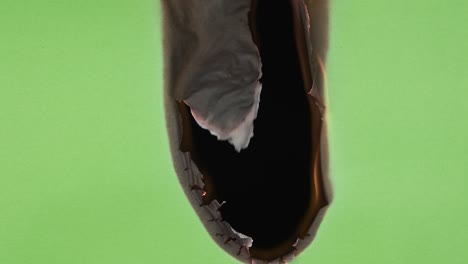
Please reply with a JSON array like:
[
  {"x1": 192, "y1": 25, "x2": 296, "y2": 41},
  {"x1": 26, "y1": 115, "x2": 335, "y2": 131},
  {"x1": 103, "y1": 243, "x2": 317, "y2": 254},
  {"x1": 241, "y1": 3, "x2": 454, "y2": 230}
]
[
  {"x1": 162, "y1": 1, "x2": 332, "y2": 262},
  {"x1": 183, "y1": 151, "x2": 253, "y2": 259}
]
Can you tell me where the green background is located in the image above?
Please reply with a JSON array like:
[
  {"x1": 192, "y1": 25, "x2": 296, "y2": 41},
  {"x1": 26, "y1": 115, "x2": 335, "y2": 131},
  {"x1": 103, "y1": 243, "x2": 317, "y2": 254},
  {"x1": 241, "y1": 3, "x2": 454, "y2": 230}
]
[{"x1": 1, "y1": 1, "x2": 467, "y2": 263}]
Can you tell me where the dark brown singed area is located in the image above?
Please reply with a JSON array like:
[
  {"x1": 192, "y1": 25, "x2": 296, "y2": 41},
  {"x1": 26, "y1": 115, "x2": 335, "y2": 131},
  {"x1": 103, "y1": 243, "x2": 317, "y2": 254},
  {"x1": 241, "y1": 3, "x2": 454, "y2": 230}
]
[{"x1": 177, "y1": 0, "x2": 328, "y2": 261}]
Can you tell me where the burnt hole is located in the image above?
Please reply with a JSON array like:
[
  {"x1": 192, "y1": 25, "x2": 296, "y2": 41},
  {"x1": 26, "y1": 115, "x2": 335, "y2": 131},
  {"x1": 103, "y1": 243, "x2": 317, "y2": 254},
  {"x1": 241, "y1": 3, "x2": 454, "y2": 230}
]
[
  {"x1": 192, "y1": 0, "x2": 308, "y2": 247},
  {"x1": 177, "y1": 0, "x2": 328, "y2": 260}
]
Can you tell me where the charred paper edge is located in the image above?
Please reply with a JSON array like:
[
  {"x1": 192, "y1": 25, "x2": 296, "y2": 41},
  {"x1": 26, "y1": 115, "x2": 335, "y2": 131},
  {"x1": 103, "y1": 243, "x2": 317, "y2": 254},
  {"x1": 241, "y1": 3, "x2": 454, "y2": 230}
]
[
  {"x1": 163, "y1": 93, "x2": 254, "y2": 262},
  {"x1": 187, "y1": 81, "x2": 263, "y2": 153}
]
